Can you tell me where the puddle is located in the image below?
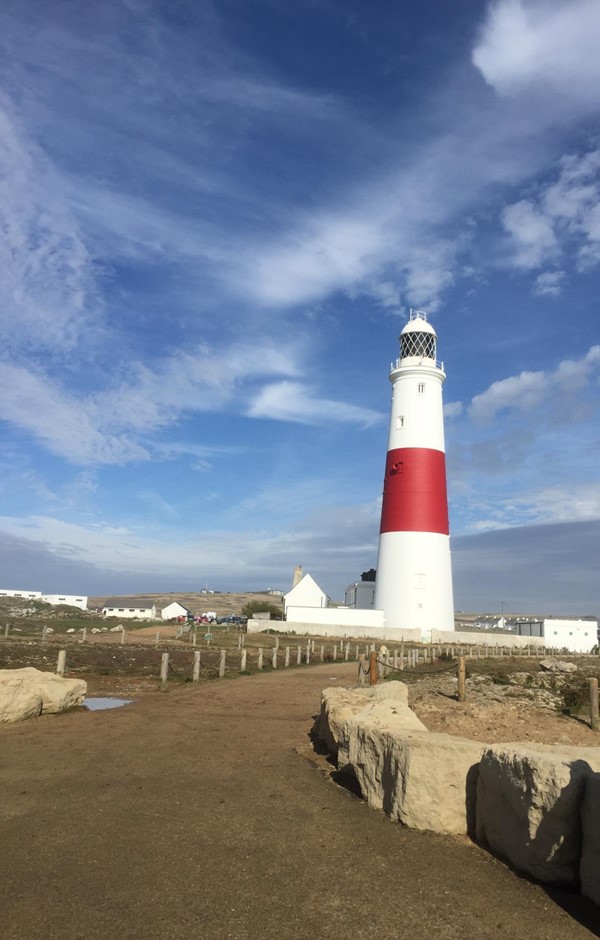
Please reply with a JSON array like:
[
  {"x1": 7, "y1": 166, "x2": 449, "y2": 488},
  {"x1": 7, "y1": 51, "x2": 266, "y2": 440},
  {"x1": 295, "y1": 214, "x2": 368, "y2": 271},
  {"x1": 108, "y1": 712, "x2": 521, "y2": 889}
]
[{"x1": 84, "y1": 697, "x2": 133, "y2": 711}]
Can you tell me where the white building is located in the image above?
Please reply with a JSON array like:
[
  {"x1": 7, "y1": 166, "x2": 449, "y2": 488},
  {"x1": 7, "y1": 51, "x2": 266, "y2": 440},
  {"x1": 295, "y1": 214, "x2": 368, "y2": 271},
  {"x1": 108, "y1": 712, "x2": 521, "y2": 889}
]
[
  {"x1": 541, "y1": 619, "x2": 597, "y2": 653},
  {"x1": 42, "y1": 594, "x2": 88, "y2": 611},
  {"x1": 161, "y1": 601, "x2": 192, "y2": 621},
  {"x1": 345, "y1": 580, "x2": 376, "y2": 610},
  {"x1": 0, "y1": 589, "x2": 42, "y2": 600},
  {"x1": 283, "y1": 573, "x2": 329, "y2": 617},
  {"x1": 102, "y1": 597, "x2": 157, "y2": 620}
]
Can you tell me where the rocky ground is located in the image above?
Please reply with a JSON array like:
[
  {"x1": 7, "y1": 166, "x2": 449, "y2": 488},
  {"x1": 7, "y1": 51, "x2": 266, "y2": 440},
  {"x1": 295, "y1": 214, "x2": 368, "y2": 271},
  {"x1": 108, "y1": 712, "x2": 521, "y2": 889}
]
[
  {"x1": 2, "y1": 661, "x2": 599, "y2": 940},
  {"x1": 406, "y1": 658, "x2": 600, "y2": 746}
]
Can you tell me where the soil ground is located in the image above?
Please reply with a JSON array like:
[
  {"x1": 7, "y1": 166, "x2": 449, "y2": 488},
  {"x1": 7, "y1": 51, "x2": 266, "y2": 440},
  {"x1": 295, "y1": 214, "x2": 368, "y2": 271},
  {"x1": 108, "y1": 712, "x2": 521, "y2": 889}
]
[{"x1": 2, "y1": 662, "x2": 599, "y2": 939}]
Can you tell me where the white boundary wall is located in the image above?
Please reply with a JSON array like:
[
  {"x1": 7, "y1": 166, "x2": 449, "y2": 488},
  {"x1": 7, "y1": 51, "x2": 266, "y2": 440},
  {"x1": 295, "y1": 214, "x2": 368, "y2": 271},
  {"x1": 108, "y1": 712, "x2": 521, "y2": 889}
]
[
  {"x1": 248, "y1": 617, "x2": 421, "y2": 642},
  {"x1": 432, "y1": 630, "x2": 545, "y2": 648},
  {"x1": 286, "y1": 606, "x2": 385, "y2": 629}
]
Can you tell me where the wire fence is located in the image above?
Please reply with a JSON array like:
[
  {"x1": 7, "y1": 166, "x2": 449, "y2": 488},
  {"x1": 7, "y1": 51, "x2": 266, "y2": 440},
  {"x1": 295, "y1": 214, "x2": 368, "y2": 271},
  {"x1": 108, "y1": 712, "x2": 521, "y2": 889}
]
[{"x1": 5, "y1": 629, "x2": 600, "y2": 700}]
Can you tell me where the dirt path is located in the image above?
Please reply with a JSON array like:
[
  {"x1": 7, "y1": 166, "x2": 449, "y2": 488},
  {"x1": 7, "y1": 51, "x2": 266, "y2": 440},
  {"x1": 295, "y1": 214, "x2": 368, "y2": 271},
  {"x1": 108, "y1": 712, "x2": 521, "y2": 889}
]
[{"x1": 1, "y1": 664, "x2": 598, "y2": 939}]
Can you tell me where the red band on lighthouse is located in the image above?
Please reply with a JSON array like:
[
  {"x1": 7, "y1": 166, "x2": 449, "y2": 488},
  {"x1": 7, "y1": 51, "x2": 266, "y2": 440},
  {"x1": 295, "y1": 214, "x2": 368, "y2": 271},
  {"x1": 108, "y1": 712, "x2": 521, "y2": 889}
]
[{"x1": 379, "y1": 447, "x2": 449, "y2": 535}]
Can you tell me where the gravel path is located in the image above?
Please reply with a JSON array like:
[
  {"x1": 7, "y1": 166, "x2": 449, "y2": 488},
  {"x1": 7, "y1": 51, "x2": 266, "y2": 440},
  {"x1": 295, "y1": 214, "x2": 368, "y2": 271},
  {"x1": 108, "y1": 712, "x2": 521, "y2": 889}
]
[{"x1": 1, "y1": 663, "x2": 598, "y2": 939}]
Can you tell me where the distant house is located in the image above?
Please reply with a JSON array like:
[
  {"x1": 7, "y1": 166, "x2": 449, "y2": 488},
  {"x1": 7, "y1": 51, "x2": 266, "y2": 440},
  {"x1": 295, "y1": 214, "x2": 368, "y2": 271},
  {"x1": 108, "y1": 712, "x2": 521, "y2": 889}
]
[
  {"x1": 102, "y1": 597, "x2": 157, "y2": 620},
  {"x1": 529, "y1": 618, "x2": 598, "y2": 653},
  {"x1": 42, "y1": 594, "x2": 88, "y2": 611},
  {"x1": 283, "y1": 573, "x2": 329, "y2": 618},
  {"x1": 0, "y1": 589, "x2": 42, "y2": 600},
  {"x1": 161, "y1": 601, "x2": 193, "y2": 621}
]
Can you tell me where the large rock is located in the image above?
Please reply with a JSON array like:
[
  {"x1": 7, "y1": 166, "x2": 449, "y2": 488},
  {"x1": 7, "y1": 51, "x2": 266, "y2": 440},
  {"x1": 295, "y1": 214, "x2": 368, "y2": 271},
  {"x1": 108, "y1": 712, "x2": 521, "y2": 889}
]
[
  {"x1": 345, "y1": 726, "x2": 483, "y2": 835},
  {"x1": 315, "y1": 681, "x2": 411, "y2": 755},
  {"x1": 0, "y1": 675, "x2": 43, "y2": 723},
  {"x1": 476, "y1": 743, "x2": 600, "y2": 884},
  {"x1": 0, "y1": 668, "x2": 87, "y2": 724},
  {"x1": 539, "y1": 659, "x2": 578, "y2": 674},
  {"x1": 580, "y1": 772, "x2": 600, "y2": 904}
]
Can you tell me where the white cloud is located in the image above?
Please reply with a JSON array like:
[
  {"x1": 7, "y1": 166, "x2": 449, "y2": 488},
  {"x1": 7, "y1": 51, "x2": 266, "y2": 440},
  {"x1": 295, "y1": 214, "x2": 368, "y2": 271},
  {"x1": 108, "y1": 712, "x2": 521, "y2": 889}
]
[
  {"x1": 444, "y1": 401, "x2": 464, "y2": 419},
  {"x1": 0, "y1": 339, "x2": 303, "y2": 465},
  {"x1": 501, "y1": 147, "x2": 600, "y2": 279},
  {"x1": 473, "y1": 0, "x2": 600, "y2": 104},
  {"x1": 533, "y1": 270, "x2": 565, "y2": 296},
  {"x1": 246, "y1": 381, "x2": 383, "y2": 428},
  {"x1": 0, "y1": 334, "x2": 382, "y2": 464},
  {"x1": 469, "y1": 345, "x2": 600, "y2": 422},
  {"x1": 501, "y1": 199, "x2": 558, "y2": 269}
]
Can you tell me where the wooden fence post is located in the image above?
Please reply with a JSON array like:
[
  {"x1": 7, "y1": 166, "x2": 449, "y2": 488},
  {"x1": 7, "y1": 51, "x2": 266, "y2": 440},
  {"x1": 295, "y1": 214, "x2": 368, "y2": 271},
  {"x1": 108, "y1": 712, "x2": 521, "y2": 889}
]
[
  {"x1": 193, "y1": 651, "x2": 201, "y2": 682},
  {"x1": 82, "y1": 627, "x2": 87, "y2": 642},
  {"x1": 320, "y1": 644, "x2": 325, "y2": 662},
  {"x1": 284, "y1": 647, "x2": 290, "y2": 668},
  {"x1": 358, "y1": 654, "x2": 366, "y2": 686},
  {"x1": 155, "y1": 631, "x2": 160, "y2": 648},
  {"x1": 355, "y1": 644, "x2": 359, "y2": 660},
  {"x1": 305, "y1": 643, "x2": 311, "y2": 665},
  {"x1": 219, "y1": 649, "x2": 226, "y2": 678},
  {"x1": 345, "y1": 643, "x2": 350, "y2": 661},
  {"x1": 237, "y1": 635, "x2": 242, "y2": 649},
  {"x1": 240, "y1": 649, "x2": 247, "y2": 672},
  {"x1": 258, "y1": 648, "x2": 263, "y2": 670},
  {"x1": 160, "y1": 652, "x2": 169, "y2": 690},
  {"x1": 272, "y1": 647, "x2": 277, "y2": 669},
  {"x1": 42, "y1": 626, "x2": 46, "y2": 643},
  {"x1": 192, "y1": 632, "x2": 196, "y2": 647},
  {"x1": 56, "y1": 650, "x2": 66, "y2": 677},
  {"x1": 296, "y1": 645, "x2": 302, "y2": 666},
  {"x1": 369, "y1": 650, "x2": 378, "y2": 686},
  {"x1": 121, "y1": 628, "x2": 125, "y2": 645},
  {"x1": 333, "y1": 643, "x2": 337, "y2": 661},
  {"x1": 458, "y1": 656, "x2": 466, "y2": 703},
  {"x1": 4, "y1": 624, "x2": 8, "y2": 639},
  {"x1": 590, "y1": 678, "x2": 599, "y2": 732}
]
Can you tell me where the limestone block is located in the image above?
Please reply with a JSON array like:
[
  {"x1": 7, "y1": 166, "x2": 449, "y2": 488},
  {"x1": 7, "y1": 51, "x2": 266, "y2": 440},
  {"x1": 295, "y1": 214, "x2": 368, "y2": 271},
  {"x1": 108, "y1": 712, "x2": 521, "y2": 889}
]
[
  {"x1": 336, "y1": 701, "x2": 427, "y2": 770},
  {"x1": 580, "y1": 772, "x2": 600, "y2": 905},
  {"x1": 476, "y1": 743, "x2": 600, "y2": 884},
  {"x1": 0, "y1": 668, "x2": 87, "y2": 723},
  {"x1": 315, "y1": 681, "x2": 410, "y2": 754},
  {"x1": 346, "y1": 726, "x2": 483, "y2": 835},
  {"x1": 0, "y1": 675, "x2": 43, "y2": 723}
]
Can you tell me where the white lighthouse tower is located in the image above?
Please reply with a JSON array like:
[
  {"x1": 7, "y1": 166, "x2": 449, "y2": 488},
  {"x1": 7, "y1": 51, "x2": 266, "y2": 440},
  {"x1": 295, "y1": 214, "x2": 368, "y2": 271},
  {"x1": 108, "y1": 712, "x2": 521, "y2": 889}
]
[{"x1": 374, "y1": 311, "x2": 454, "y2": 637}]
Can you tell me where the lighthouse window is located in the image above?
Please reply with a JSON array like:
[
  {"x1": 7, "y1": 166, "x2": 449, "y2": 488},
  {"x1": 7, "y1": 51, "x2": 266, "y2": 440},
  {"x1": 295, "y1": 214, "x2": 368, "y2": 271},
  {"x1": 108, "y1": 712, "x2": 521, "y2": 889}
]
[
  {"x1": 396, "y1": 416, "x2": 404, "y2": 429},
  {"x1": 417, "y1": 383, "x2": 425, "y2": 394},
  {"x1": 401, "y1": 331, "x2": 436, "y2": 359}
]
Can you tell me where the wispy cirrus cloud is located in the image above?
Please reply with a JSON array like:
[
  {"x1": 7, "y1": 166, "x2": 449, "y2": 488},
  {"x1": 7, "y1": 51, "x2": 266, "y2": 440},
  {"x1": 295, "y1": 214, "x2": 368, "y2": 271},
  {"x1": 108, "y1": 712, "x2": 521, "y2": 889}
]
[
  {"x1": 247, "y1": 380, "x2": 383, "y2": 427},
  {"x1": 0, "y1": 339, "x2": 303, "y2": 464},
  {"x1": 0, "y1": 96, "x2": 101, "y2": 355}
]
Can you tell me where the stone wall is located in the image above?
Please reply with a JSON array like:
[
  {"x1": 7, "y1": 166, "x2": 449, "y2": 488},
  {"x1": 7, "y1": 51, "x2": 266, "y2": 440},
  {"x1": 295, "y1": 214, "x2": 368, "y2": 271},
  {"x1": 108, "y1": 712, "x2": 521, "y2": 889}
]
[{"x1": 314, "y1": 682, "x2": 600, "y2": 903}]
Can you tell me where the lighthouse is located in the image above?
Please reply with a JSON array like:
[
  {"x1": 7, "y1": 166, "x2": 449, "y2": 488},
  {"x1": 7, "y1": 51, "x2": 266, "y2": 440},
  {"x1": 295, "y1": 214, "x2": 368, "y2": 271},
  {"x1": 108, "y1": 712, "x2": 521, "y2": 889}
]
[{"x1": 374, "y1": 311, "x2": 454, "y2": 636}]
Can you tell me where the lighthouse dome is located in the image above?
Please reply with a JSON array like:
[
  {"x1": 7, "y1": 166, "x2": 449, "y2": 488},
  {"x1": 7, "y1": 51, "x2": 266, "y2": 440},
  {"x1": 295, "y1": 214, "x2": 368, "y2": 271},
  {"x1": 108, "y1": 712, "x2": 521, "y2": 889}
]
[{"x1": 399, "y1": 310, "x2": 437, "y2": 361}]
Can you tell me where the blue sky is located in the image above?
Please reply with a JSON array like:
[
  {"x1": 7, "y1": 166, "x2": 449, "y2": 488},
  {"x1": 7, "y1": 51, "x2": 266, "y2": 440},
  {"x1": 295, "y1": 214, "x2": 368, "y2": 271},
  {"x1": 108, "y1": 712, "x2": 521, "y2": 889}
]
[{"x1": 0, "y1": 0, "x2": 599, "y2": 613}]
